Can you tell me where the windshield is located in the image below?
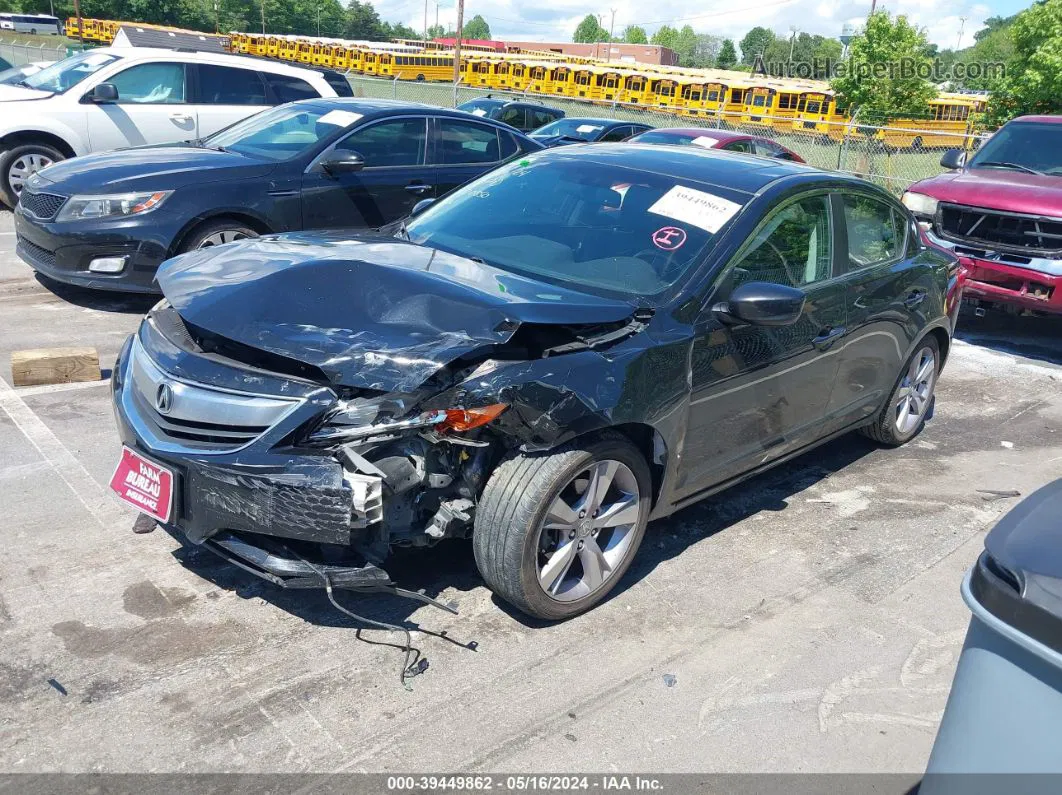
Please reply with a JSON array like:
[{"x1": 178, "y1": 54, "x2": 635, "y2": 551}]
[
  {"x1": 405, "y1": 155, "x2": 747, "y2": 300},
  {"x1": 531, "y1": 119, "x2": 607, "y2": 141},
  {"x1": 458, "y1": 98, "x2": 503, "y2": 118},
  {"x1": 23, "y1": 50, "x2": 120, "y2": 93},
  {"x1": 203, "y1": 104, "x2": 360, "y2": 161},
  {"x1": 629, "y1": 130, "x2": 700, "y2": 146},
  {"x1": 968, "y1": 121, "x2": 1062, "y2": 175}
]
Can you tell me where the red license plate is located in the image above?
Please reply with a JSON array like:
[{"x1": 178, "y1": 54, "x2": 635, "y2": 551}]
[{"x1": 109, "y1": 446, "x2": 174, "y2": 523}]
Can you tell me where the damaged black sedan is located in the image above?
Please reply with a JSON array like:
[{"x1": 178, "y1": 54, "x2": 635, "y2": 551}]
[{"x1": 109, "y1": 144, "x2": 962, "y2": 620}]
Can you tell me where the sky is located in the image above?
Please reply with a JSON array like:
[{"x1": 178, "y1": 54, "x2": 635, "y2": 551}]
[{"x1": 377, "y1": 0, "x2": 1035, "y2": 52}]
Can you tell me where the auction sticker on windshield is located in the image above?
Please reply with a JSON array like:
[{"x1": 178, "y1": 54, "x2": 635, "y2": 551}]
[
  {"x1": 648, "y1": 185, "x2": 742, "y2": 234},
  {"x1": 317, "y1": 110, "x2": 363, "y2": 128},
  {"x1": 691, "y1": 135, "x2": 720, "y2": 148},
  {"x1": 109, "y1": 447, "x2": 173, "y2": 522}
]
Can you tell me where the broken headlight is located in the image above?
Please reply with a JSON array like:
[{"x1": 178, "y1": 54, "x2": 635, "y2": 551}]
[{"x1": 307, "y1": 402, "x2": 507, "y2": 445}]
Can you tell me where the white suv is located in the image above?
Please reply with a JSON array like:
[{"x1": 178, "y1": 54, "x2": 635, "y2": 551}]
[{"x1": 0, "y1": 47, "x2": 351, "y2": 207}]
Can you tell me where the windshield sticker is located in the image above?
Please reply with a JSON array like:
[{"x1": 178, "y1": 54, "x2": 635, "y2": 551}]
[
  {"x1": 576, "y1": 124, "x2": 603, "y2": 133},
  {"x1": 648, "y1": 186, "x2": 742, "y2": 234},
  {"x1": 316, "y1": 110, "x2": 364, "y2": 128},
  {"x1": 652, "y1": 227, "x2": 687, "y2": 251},
  {"x1": 470, "y1": 108, "x2": 487, "y2": 117},
  {"x1": 691, "y1": 135, "x2": 720, "y2": 149}
]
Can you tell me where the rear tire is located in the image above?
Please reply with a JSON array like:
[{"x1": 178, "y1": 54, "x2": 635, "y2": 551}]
[
  {"x1": 474, "y1": 434, "x2": 651, "y2": 621},
  {"x1": 861, "y1": 336, "x2": 940, "y2": 446},
  {"x1": 178, "y1": 218, "x2": 259, "y2": 253},
  {"x1": 0, "y1": 142, "x2": 64, "y2": 209}
]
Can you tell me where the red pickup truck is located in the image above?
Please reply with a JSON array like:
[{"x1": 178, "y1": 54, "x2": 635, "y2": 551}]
[{"x1": 902, "y1": 115, "x2": 1062, "y2": 317}]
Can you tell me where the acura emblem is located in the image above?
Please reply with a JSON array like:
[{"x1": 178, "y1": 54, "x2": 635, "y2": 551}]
[{"x1": 155, "y1": 382, "x2": 174, "y2": 415}]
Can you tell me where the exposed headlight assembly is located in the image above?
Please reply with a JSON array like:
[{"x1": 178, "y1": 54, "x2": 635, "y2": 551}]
[
  {"x1": 308, "y1": 403, "x2": 508, "y2": 445},
  {"x1": 901, "y1": 191, "x2": 939, "y2": 218},
  {"x1": 55, "y1": 190, "x2": 173, "y2": 221}
]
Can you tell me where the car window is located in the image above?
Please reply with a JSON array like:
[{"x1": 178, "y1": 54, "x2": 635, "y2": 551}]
[
  {"x1": 321, "y1": 72, "x2": 353, "y2": 97},
  {"x1": 753, "y1": 140, "x2": 778, "y2": 157},
  {"x1": 205, "y1": 104, "x2": 355, "y2": 162},
  {"x1": 496, "y1": 106, "x2": 525, "y2": 128},
  {"x1": 600, "y1": 126, "x2": 631, "y2": 143},
  {"x1": 498, "y1": 131, "x2": 519, "y2": 160},
  {"x1": 108, "y1": 62, "x2": 186, "y2": 104},
  {"x1": 26, "y1": 50, "x2": 120, "y2": 93},
  {"x1": 843, "y1": 195, "x2": 905, "y2": 268},
  {"x1": 531, "y1": 109, "x2": 557, "y2": 128},
  {"x1": 265, "y1": 73, "x2": 319, "y2": 103},
  {"x1": 405, "y1": 156, "x2": 749, "y2": 301},
  {"x1": 336, "y1": 118, "x2": 427, "y2": 167},
  {"x1": 435, "y1": 119, "x2": 501, "y2": 165},
  {"x1": 733, "y1": 196, "x2": 833, "y2": 287},
  {"x1": 722, "y1": 140, "x2": 754, "y2": 154},
  {"x1": 197, "y1": 64, "x2": 267, "y2": 105}
]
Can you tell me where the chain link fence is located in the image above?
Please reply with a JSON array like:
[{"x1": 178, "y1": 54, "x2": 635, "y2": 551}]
[
  {"x1": 347, "y1": 74, "x2": 990, "y2": 195},
  {"x1": 0, "y1": 38, "x2": 74, "y2": 67}
]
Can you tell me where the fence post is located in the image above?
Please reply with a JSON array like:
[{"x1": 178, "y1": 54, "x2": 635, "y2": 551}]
[
  {"x1": 392, "y1": 74, "x2": 399, "y2": 99},
  {"x1": 838, "y1": 108, "x2": 859, "y2": 172}
]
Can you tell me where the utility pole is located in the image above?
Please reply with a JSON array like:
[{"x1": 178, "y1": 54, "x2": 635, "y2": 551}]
[
  {"x1": 788, "y1": 26, "x2": 797, "y2": 76},
  {"x1": 213, "y1": 0, "x2": 220, "y2": 34},
  {"x1": 423, "y1": 0, "x2": 428, "y2": 40},
  {"x1": 260, "y1": 0, "x2": 265, "y2": 34},
  {"x1": 316, "y1": 5, "x2": 321, "y2": 36},
  {"x1": 608, "y1": 8, "x2": 617, "y2": 56},
  {"x1": 956, "y1": 17, "x2": 967, "y2": 49},
  {"x1": 451, "y1": 0, "x2": 464, "y2": 90},
  {"x1": 73, "y1": 0, "x2": 82, "y2": 44},
  {"x1": 435, "y1": 0, "x2": 439, "y2": 31}
]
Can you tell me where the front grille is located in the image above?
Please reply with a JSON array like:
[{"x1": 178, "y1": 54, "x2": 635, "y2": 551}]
[
  {"x1": 16, "y1": 234, "x2": 56, "y2": 268},
  {"x1": 18, "y1": 190, "x2": 66, "y2": 220},
  {"x1": 939, "y1": 203, "x2": 1062, "y2": 256},
  {"x1": 127, "y1": 338, "x2": 301, "y2": 453}
]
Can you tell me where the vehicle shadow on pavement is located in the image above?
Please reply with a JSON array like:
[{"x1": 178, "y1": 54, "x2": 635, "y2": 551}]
[
  {"x1": 34, "y1": 274, "x2": 158, "y2": 315},
  {"x1": 956, "y1": 311, "x2": 1062, "y2": 366}
]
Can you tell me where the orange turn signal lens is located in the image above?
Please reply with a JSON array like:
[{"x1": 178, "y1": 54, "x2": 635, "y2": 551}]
[{"x1": 435, "y1": 404, "x2": 508, "y2": 433}]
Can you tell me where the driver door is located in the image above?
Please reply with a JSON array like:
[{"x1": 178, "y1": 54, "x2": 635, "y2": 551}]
[
  {"x1": 83, "y1": 62, "x2": 198, "y2": 152},
  {"x1": 677, "y1": 192, "x2": 848, "y2": 496}
]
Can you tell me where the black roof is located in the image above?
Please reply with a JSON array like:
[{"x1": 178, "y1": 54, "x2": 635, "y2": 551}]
[{"x1": 113, "y1": 25, "x2": 229, "y2": 54}]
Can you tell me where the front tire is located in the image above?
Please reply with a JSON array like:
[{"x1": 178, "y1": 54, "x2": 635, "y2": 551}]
[
  {"x1": 0, "y1": 143, "x2": 64, "y2": 208},
  {"x1": 178, "y1": 218, "x2": 258, "y2": 253},
  {"x1": 474, "y1": 434, "x2": 651, "y2": 621},
  {"x1": 862, "y1": 336, "x2": 940, "y2": 446}
]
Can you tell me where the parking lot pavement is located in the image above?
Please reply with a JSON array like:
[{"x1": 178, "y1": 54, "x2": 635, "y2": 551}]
[{"x1": 1, "y1": 203, "x2": 1060, "y2": 774}]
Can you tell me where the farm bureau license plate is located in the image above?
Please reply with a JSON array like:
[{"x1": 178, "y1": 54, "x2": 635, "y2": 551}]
[{"x1": 109, "y1": 446, "x2": 173, "y2": 522}]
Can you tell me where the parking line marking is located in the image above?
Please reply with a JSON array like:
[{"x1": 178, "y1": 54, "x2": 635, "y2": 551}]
[
  {"x1": 11, "y1": 379, "x2": 110, "y2": 398},
  {"x1": 0, "y1": 375, "x2": 130, "y2": 529}
]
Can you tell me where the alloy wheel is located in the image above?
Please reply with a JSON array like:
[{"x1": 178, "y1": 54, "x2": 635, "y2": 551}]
[
  {"x1": 895, "y1": 346, "x2": 936, "y2": 434},
  {"x1": 197, "y1": 230, "x2": 252, "y2": 248},
  {"x1": 9, "y1": 153, "x2": 53, "y2": 196},
  {"x1": 536, "y1": 459, "x2": 642, "y2": 603}
]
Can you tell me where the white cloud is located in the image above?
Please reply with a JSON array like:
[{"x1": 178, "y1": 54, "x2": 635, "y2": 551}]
[{"x1": 374, "y1": 0, "x2": 998, "y2": 50}]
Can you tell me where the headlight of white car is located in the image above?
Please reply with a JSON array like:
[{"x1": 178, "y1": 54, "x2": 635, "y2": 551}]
[
  {"x1": 901, "y1": 191, "x2": 939, "y2": 218},
  {"x1": 55, "y1": 191, "x2": 173, "y2": 222}
]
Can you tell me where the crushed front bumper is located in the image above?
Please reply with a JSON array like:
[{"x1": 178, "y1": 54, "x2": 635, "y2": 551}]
[{"x1": 925, "y1": 228, "x2": 1062, "y2": 315}]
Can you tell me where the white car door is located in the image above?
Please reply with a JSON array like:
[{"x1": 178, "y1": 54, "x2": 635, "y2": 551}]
[
  {"x1": 83, "y1": 61, "x2": 198, "y2": 152},
  {"x1": 192, "y1": 64, "x2": 272, "y2": 139}
]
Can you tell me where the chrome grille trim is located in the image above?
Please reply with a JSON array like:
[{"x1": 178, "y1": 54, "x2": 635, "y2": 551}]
[{"x1": 124, "y1": 336, "x2": 304, "y2": 454}]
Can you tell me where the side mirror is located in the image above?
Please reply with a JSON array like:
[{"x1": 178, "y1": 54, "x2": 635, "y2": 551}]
[
  {"x1": 410, "y1": 198, "x2": 435, "y2": 217},
  {"x1": 321, "y1": 150, "x2": 365, "y2": 174},
  {"x1": 87, "y1": 82, "x2": 118, "y2": 103},
  {"x1": 940, "y1": 148, "x2": 966, "y2": 170},
  {"x1": 713, "y1": 281, "x2": 805, "y2": 327}
]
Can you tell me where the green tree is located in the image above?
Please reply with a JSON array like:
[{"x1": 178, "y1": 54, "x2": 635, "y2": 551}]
[
  {"x1": 673, "y1": 24, "x2": 698, "y2": 66},
  {"x1": 426, "y1": 23, "x2": 447, "y2": 39},
  {"x1": 739, "y1": 26, "x2": 774, "y2": 65},
  {"x1": 345, "y1": 0, "x2": 384, "y2": 39},
  {"x1": 463, "y1": 13, "x2": 490, "y2": 40},
  {"x1": 622, "y1": 24, "x2": 647, "y2": 44},
  {"x1": 690, "y1": 33, "x2": 722, "y2": 68},
  {"x1": 830, "y1": 11, "x2": 937, "y2": 124},
  {"x1": 650, "y1": 24, "x2": 677, "y2": 51},
  {"x1": 987, "y1": 0, "x2": 1062, "y2": 122},
  {"x1": 716, "y1": 38, "x2": 738, "y2": 69},
  {"x1": 573, "y1": 13, "x2": 609, "y2": 43}
]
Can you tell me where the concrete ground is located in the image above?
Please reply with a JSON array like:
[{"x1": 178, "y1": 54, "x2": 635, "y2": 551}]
[{"x1": 1, "y1": 205, "x2": 1060, "y2": 774}]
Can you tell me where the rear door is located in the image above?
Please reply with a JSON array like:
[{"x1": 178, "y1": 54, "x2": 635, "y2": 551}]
[
  {"x1": 83, "y1": 61, "x2": 197, "y2": 151},
  {"x1": 824, "y1": 193, "x2": 931, "y2": 433},
  {"x1": 192, "y1": 64, "x2": 272, "y2": 138},
  {"x1": 679, "y1": 191, "x2": 848, "y2": 494},
  {"x1": 431, "y1": 117, "x2": 517, "y2": 199},
  {"x1": 301, "y1": 115, "x2": 432, "y2": 229},
  {"x1": 599, "y1": 125, "x2": 634, "y2": 142}
]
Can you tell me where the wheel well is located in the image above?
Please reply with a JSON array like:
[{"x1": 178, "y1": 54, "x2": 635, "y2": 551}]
[
  {"x1": 0, "y1": 131, "x2": 76, "y2": 159},
  {"x1": 169, "y1": 213, "x2": 273, "y2": 257},
  {"x1": 927, "y1": 327, "x2": 951, "y2": 371},
  {"x1": 610, "y1": 422, "x2": 667, "y2": 508}
]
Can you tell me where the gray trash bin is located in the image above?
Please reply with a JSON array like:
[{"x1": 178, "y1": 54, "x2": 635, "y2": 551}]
[{"x1": 922, "y1": 479, "x2": 1062, "y2": 792}]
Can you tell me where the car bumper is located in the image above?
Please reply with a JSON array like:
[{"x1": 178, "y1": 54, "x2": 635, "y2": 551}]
[
  {"x1": 924, "y1": 229, "x2": 1062, "y2": 315},
  {"x1": 14, "y1": 206, "x2": 174, "y2": 293}
]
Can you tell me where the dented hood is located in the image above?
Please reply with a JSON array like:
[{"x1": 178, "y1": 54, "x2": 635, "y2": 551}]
[{"x1": 157, "y1": 232, "x2": 638, "y2": 392}]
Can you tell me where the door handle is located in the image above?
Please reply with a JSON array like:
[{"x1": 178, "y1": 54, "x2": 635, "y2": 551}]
[
  {"x1": 903, "y1": 290, "x2": 927, "y2": 309},
  {"x1": 404, "y1": 183, "x2": 431, "y2": 195},
  {"x1": 170, "y1": 113, "x2": 193, "y2": 123},
  {"x1": 812, "y1": 326, "x2": 846, "y2": 350}
]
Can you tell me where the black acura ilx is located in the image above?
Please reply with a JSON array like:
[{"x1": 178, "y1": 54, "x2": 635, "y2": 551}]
[{"x1": 109, "y1": 144, "x2": 962, "y2": 620}]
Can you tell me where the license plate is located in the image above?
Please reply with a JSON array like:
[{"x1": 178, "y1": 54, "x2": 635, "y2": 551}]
[{"x1": 108, "y1": 446, "x2": 174, "y2": 523}]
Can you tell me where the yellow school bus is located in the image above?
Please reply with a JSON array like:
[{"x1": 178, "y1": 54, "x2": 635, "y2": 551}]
[
  {"x1": 548, "y1": 65, "x2": 573, "y2": 95},
  {"x1": 277, "y1": 36, "x2": 299, "y2": 61},
  {"x1": 392, "y1": 53, "x2": 456, "y2": 82}
]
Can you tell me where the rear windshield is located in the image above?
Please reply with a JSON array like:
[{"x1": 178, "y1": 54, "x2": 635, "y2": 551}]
[
  {"x1": 629, "y1": 130, "x2": 699, "y2": 146},
  {"x1": 969, "y1": 121, "x2": 1062, "y2": 176},
  {"x1": 405, "y1": 155, "x2": 749, "y2": 301},
  {"x1": 531, "y1": 119, "x2": 608, "y2": 141},
  {"x1": 322, "y1": 71, "x2": 354, "y2": 97}
]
